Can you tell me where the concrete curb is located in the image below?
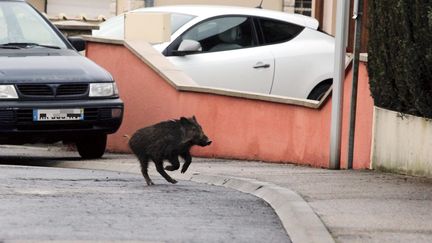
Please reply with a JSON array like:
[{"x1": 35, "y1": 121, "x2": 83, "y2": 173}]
[
  {"x1": 189, "y1": 174, "x2": 335, "y2": 243},
  {"x1": 49, "y1": 161, "x2": 335, "y2": 243}
]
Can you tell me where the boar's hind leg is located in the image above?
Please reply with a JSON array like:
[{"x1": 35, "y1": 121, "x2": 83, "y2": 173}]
[
  {"x1": 165, "y1": 156, "x2": 180, "y2": 171},
  {"x1": 154, "y1": 160, "x2": 177, "y2": 184},
  {"x1": 139, "y1": 159, "x2": 154, "y2": 186}
]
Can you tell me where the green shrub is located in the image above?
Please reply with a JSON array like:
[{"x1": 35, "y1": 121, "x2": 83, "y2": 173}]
[{"x1": 368, "y1": 0, "x2": 432, "y2": 118}]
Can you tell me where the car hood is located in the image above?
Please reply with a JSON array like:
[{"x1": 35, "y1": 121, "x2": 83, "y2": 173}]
[{"x1": 0, "y1": 50, "x2": 112, "y2": 83}]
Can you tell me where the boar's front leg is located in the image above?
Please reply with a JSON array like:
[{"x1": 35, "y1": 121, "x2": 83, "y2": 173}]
[
  {"x1": 154, "y1": 159, "x2": 178, "y2": 184},
  {"x1": 165, "y1": 156, "x2": 180, "y2": 171},
  {"x1": 139, "y1": 159, "x2": 154, "y2": 186},
  {"x1": 180, "y1": 151, "x2": 192, "y2": 174}
]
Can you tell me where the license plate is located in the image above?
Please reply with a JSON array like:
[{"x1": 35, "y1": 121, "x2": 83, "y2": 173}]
[{"x1": 33, "y1": 108, "x2": 84, "y2": 121}]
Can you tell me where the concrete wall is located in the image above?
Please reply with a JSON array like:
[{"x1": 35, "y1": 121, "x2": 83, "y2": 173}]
[
  {"x1": 117, "y1": 0, "x2": 145, "y2": 15},
  {"x1": 46, "y1": 0, "x2": 113, "y2": 19},
  {"x1": 27, "y1": 0, "x2": 46, "y2": 12},
  {"x1": 124, "y1": 12, "x2": 171, "y2": 43},
  {"x1": 322, "y1": 0, "x2": 337, "y2": 35},
  {"x1": 372, "y1": 107, "x2": 432, "y2": 177},
  {"x1": 84, "y1": 38, "x2": 373, "y2": 169}
]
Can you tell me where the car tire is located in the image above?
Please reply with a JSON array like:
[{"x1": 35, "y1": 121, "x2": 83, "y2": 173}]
[
  {"x1": 76, "y1": 133, "x2": 107, "y2": 159},
  {"x1": 307, "y1": 81, "x2": 332, "y2": 101}
]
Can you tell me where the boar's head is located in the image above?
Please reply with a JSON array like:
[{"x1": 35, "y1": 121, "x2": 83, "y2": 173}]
[{"x1": 180, "y1": 116, "x2": 212, "y2": 147}]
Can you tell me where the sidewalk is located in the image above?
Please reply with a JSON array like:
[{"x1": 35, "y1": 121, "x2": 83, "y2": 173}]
[
  {"x1": 51, "y1": 154, "x2": 432, "y2": 243},
  {"x1": 185, "y1": 159, "x2": 432, "y2": 243}
]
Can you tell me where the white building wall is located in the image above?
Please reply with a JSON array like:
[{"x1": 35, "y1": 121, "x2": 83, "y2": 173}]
[
  {"x1": 47, "y1": 0, "x2": 114, "y2": 19},
  {"x1": 322, "y1": 0, "x2": 336, "y2": 35}
]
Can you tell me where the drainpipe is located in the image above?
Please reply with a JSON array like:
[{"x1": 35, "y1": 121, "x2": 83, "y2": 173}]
[
  {"x1": 347, "y1": 0, "x2": 364, "y2": 169},
  {"x1": 329, "y1": 0, "x2": 350, "y2": 169},
  {"x1": 144, "y1": 0, "x2": 154, "y2": 7}
]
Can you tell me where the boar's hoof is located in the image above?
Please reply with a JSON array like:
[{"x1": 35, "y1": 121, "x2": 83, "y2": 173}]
[
  {"x1": 170, "y1": 179, "x2": 178, "y2": 184},
  {"x1": 165, "y1": 165, "x2": 179, "y2": 171},
  {"x1": 145, "y1": 180, "x2": 155, "y2": 186}
]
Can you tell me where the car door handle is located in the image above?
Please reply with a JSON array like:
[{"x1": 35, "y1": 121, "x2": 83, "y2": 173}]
[{"x1": 253, "y1": 63, "x2": 270, "y2": 69}]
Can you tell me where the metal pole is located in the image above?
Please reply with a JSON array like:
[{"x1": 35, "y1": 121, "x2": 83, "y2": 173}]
[
  {"x1": 347, "y1": 0, "x2": 364, "y2": 169},
  {"x1": 329, "y1": 0, "x2": 350, "y2": 169}
]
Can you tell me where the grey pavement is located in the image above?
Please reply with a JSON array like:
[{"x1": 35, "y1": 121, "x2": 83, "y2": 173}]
[
  {"x1": 0, "y1": 164, "x2": 289, "y2": 243},
  {"x1": 1, "y1": 145, "x2": 432, "y2": 243}
]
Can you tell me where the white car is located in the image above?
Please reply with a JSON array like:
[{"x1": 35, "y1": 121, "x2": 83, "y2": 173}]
[{"x1": 93, "y1": 5, "x2": 335, "y2": 100}]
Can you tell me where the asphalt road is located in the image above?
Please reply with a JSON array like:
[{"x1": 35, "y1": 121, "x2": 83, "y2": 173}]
[{"x1": 0, "y1": 146, "x2": 290, "y2": 243}]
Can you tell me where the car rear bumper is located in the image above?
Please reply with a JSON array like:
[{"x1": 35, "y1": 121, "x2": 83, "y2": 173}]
[{"x1": 0, "y1": 98, "x2": 123, "y2": 144}]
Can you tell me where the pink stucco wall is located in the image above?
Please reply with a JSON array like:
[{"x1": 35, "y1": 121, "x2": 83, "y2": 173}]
[
  {"x1": 340, "y1": 63, "x2": 374, "y2": 169},
  {"x1": 86, "y1": 42, "x2": 373, "y2": 169}
]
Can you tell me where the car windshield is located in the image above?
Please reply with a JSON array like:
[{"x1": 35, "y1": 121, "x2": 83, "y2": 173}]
[
  {"x1": 0, "y1": 2, "x2": 67, "y2": 48},
  {"x1": 93, "y1": 12, "x2": 196, "y2": 39}
]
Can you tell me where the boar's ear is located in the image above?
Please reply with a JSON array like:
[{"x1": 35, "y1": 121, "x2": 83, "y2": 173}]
[
  {"x1": 192, "y1": 115, "x2": 197, "y2": 122},
  {"x1": 180, "y1": 117, "x2": 190, "y2": 125}
]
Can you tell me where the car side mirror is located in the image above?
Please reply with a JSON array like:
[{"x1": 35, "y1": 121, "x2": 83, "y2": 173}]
[
  {"x1": 172, "y1": 39, "x2": 202, "y2": 56},
  {"x1": 68, "y1": 36, "x2": 86, "y2": 52}
]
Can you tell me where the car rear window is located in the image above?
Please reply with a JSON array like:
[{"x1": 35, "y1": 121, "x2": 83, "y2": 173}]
[{"x1": 258, "y1": 18, "x2": 304, "y2": 44}]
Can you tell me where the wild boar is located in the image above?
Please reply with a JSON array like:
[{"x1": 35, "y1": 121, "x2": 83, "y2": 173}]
[{"x1": 128, "y1": 116, "x2": 212, "y2": 185}]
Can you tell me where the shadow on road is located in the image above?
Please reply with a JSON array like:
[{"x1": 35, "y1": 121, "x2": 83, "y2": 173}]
[{"x1": 0, "y1": 144, "x2": 92, "y2": 167}]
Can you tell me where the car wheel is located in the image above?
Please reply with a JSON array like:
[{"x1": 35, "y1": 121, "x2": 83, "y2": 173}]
[
  {"x1": 76, "y1": 133, "x2": 107, "y2": 159},
  {"x1": 307, "y1": 80, "x2": 332, "y2": 101}
]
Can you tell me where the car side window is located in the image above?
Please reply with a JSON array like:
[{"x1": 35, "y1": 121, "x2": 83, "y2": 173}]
[
  {"x1": 258, "y1": 18, "x2": 304, "y2": 44},
  {"x1": 180, "y1": 16, "x2": 255, "y2": 53}
]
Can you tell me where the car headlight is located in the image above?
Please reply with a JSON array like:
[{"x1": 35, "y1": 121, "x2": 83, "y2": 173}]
[
  {"x1": 0, "y1": 85, "x2": 18, "y2": 99},
  {"x1": 89, "y1": 83, "x2": 119, "y2": 97}
]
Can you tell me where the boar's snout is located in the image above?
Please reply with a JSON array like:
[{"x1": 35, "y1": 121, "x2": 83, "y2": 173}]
[{"x1": 198, "y1": 136, "x2": 212, "y2": 147}]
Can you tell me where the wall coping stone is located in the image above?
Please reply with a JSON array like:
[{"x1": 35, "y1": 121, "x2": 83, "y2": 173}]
[{"x1": 83, "y1": 35, "x2": 353, "y2": 109}]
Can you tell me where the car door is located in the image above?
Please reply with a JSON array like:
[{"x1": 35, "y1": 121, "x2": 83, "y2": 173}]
[
  {"x1": 165, "y1": 16, "x2": 275, "y2": 94},
  {"x1": 254, "y1": 17, "x2": 333, "y2": 99}
]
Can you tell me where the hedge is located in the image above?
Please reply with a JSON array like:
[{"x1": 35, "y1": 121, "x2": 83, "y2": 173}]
[{"x1": 367, "y1": 0, "x2": 432, "y2": 118}]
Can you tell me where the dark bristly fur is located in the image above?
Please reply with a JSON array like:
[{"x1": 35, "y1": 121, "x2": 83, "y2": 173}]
[{"x1": 128, "y1": 116, "x2": 212, "y2": 185}]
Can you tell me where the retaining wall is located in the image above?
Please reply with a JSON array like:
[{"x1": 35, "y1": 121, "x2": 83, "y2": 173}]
[
  {"x1": 85, "y1": 38, "x2": 373, "y2": 169},
  {"x1": 372, "y1": 107, "x2": 432, "y2": 177}
]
